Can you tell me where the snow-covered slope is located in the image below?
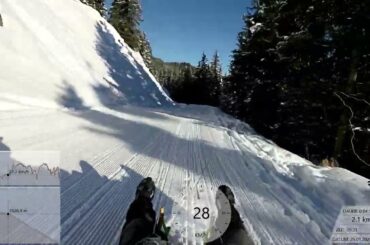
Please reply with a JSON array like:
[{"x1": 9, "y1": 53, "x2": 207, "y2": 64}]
[
  {"x1": 0, "y1": 1, "x2": 369, "y2": 245},
  {"x1": 0, "y1": 0, "x2": 171, "y2": 110}
]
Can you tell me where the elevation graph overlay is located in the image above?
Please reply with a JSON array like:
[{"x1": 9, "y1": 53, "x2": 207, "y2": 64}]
[{"x1": 0, "y1": 151, "x2": 61, "y2": 244}]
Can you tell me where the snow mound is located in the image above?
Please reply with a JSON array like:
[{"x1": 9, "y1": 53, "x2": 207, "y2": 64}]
[{"x1": 0, "y1": 0, "x2": 172, "y2": 111}]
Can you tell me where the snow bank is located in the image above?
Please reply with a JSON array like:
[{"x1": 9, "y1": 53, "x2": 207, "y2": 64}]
[{"x1": 0, "y1": 0, "x2": 172, "y2": 111}]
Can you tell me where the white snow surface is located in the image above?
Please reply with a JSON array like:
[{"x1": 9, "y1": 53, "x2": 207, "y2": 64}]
[
  {"x1": 0, "y1": 0, "x2": 369, "y2": 244},
  {"x1": 0, "y1": 0, "x2": 172, "y2": 110}
]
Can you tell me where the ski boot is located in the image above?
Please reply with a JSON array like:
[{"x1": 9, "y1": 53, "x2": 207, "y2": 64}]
[{"x1": 135, "y1": 177, "x2": 156, "y2": 200}]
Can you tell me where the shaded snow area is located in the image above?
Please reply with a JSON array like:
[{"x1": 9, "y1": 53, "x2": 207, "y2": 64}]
[{"x1": 0, "y1": 0, "x2": 369, "y2": 244}]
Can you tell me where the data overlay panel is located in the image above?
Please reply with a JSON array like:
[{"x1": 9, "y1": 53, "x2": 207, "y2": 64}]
[
  {"x1": 331, "y1": 206, "x2": 370, "y2": 244},
  {"x1": 0, "y1": 151, "x2": 60, "y2": 244}
]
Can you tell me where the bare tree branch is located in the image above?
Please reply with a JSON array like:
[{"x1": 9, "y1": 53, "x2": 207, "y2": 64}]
[{"x1": 335, "y1": 92, "x2": 370, "y2": 167}]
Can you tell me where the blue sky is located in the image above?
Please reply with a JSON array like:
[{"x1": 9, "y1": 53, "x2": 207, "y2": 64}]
[
  {"x1": 105, "y1": 0, "x2": 249, "y2": 72},
  {"x1": 140, "y1": 0, "x2": 249, "y2": 73}
]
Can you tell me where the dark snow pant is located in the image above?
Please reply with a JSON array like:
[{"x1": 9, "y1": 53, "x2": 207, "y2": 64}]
[
  {"x1": 119, "y1": 196, "x2": 156, "y2": 245},
  {"x1": 206, "y1": 205, "x2": 255, "y2": 245},
  {"x1": 119, "y1": 197, "x2": 253, "y2": 245}
]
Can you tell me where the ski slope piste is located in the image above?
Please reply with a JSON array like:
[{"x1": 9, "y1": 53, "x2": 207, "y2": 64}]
[{"x1": 0, "y1": 0, "x2": 369, "y2": 244}]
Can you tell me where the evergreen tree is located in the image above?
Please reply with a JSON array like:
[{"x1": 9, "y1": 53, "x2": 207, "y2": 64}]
[
  {"x1": 228, "y1": 5, "x2": 282, "y2": 136},
  {"x1": 95, "y1": 0, "x2": 105, "y2": 16},
  {"x1": 193, "y1": 53, "x2": 214, "y2": 105},
  {"x1": 138, "y1": 32, "x2": 153, "y2": 70},
  {"x1": 109, "y1": 0, "x2": 142, "y2": 51},
  {"x1": 226, "y1": 0, "x2": 370, "y2": 177},
  {"x1": 81, "y1": 0, "x2": 105, "y2": 15},
  {"x1": 151, "y1": 57, "x2": 197, "y2": 103},
  {"x1": 209, "y1": 51, "x2": 222, "y2": 106},
  {"x1": 328, "y1": 0, "x2": 370, "y2": 173},
  {"x1": 108, "y1": 0, "x2": 155, "y2": 71},
  {"x1": 171, "y1": 64, "x2": 195, "y2": 103},
  {"x1": 219, "y1": 75, "x2": 233, "y2": 113},
  {"x1": 151, "y1": 53, "x2": 223, "y2": 106}
]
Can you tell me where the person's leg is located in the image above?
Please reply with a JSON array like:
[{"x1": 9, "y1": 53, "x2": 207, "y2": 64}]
[
  {"x1": 213, "y1": 185, "x2": 255, "y2": 245},
  {"x1": 119, "y1": 178, "x2": 156, "y2": 245},
  {"x1": 221, "y1": 205, "x2": 254, "y2": 245}
]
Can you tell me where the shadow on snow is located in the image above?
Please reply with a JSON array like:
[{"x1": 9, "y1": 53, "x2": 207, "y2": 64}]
[{"x1": 0, "y1": 138, "x2": 174, "y2": 244}]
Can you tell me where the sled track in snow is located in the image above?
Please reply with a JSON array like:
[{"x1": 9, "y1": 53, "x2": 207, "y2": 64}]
[
  {"x1": 62, "y1": 123, "x2": 178, "y2": 244},
  {"x1": 0, "y1": 107, "x2": 369, "y2": 245}
]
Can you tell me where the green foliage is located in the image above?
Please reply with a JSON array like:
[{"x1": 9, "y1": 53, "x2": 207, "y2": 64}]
[
  {"x1": 151, "y1": 57, "x2": 195, "y2": 102},
  {"x1": 109, "y1": 0, "x2": 142, "y2": 51},
  {"x1": 210, "y1": 52, "x2": 223, "y2": 105},
  {"x1": 224, "y1": 0, "x2": 370, "y2": 177},
  {"x1": 153, "y1": 53, "x2": 222, "y2": 106},
  {"x1": 136, "y1": 32, "x2": 153, "y2": 70},
  {"x1": 81, "y1": 0, "x2": 105, "y2": 15},
  {"x1": 108, "y1": 0, "x2": 152, "y2": 68}
]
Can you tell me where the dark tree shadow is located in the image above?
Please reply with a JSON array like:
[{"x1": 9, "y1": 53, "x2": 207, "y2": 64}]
[
  {"x1": 60, "y1": 160, "x2": 175, "y2": 244},
  {"x1": 93, "y1": 84, "x2": 169, "y2": 121},
  {"x1": 73, "y1": 106, "x2": 246, "y2": 186},
  {"x1": 0, "y1": 137, "x2": 10, "y2": 151},
  {"x1": 0, "y1": 137, "x2": 11, "y2": 176},
  {"x1": 57, "y1": 81, "x2": 89, "y2": 110},
  {"x1": 151, "y1": 104, "x2": 258, "y2": 135},
  {"x1": 94, "y1": 21, "x2": 172, "y2": 107}
]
